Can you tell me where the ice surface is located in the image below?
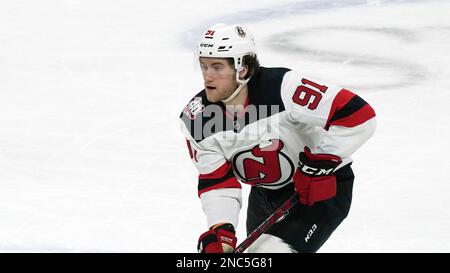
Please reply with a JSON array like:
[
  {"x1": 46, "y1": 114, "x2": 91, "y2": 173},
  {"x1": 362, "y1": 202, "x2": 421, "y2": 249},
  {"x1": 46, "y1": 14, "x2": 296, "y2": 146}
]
[{"x1": 0, "y1": 0, "x2": 449, "y2": 252}]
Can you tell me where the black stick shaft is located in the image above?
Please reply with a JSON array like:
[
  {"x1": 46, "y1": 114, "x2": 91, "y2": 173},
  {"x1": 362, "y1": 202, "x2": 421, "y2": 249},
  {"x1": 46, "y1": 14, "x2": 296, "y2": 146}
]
[{"x1": 234, "y1": 193, "x2": 299, "y2": 253}]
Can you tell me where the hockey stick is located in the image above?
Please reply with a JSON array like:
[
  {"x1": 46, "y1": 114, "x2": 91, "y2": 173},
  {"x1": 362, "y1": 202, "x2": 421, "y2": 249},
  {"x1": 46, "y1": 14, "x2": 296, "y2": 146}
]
[{"x1": 233, "y1": 192, "x2": 299, "y2": 253}]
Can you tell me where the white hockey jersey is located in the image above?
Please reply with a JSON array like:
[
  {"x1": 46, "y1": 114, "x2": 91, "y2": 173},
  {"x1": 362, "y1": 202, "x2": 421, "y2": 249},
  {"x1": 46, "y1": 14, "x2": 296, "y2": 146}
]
[{"x1": 179, "y1": 67, "x2": 376, "y2": 228}]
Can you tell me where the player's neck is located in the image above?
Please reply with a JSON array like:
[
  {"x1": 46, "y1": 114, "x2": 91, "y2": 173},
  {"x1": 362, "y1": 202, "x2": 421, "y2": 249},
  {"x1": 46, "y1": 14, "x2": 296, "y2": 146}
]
[{"x1": 223, "y1": 85, "x2": 248, "y2": 108}]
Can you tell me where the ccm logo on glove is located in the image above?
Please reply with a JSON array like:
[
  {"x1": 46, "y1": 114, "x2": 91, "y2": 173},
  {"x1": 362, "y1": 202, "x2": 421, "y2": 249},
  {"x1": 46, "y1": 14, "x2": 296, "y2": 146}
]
[
  {"x1": 293, "y1": 147, "x2": 342, "y2": 206},
  {"x1": 197, "y1": 223, "x2": 237, "y2": 253}
]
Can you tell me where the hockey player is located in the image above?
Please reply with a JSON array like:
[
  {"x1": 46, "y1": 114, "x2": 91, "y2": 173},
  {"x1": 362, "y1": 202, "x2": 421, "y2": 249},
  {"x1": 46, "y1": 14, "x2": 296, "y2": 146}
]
[{"x1": 179, "y1": 23, "x2": 376, "y2": 253}]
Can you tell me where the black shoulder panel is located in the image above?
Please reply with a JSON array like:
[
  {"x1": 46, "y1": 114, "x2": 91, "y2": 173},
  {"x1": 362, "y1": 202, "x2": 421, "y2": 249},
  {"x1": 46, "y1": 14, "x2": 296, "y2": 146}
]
[{"x1": 248, "y1": 67, "x2": 291, "y2": 111}]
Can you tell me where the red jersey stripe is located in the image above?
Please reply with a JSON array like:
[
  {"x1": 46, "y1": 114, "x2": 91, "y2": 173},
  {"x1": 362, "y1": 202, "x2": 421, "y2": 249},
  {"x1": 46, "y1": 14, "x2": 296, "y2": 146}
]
[{"x1": 198, "y1": 177, "x2": 241, "y2": 197}]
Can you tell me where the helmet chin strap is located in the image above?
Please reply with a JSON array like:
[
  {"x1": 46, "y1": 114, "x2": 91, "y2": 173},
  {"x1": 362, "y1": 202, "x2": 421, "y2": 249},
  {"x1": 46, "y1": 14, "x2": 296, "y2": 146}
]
[{"x1": 221, "y1": 70, "x2": 251, "y2": 103}]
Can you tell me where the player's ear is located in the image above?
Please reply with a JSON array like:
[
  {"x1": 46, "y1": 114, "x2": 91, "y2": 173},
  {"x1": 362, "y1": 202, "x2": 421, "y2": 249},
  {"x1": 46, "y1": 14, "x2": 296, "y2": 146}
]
[{"x1": 238, "y1": 65, "x2": 249, "y2": 80}]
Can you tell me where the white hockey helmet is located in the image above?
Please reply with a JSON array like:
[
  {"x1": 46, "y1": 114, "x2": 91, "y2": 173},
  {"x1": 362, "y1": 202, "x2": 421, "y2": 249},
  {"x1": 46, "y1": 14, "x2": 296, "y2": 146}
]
[{"x1": 197, "y1": 23, "x2": 257, "y2": 72}]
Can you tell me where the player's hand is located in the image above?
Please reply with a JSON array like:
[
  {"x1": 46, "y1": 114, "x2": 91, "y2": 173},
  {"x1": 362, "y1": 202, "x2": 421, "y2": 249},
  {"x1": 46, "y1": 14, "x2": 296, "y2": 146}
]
[
  {"x1": 197, "y1": 223, "x2": 237, "y2": 253},
  {"x1": 293, "y1": 147, "x2": 342, "y2": 206}
]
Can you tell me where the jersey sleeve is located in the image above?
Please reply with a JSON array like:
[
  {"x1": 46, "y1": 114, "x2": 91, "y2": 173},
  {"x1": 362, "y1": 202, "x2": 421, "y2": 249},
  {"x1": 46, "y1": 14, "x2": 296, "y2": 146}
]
[
  {"x1": 281, "y1": 70, "x2": 377, "y2": 158},
  {"x1": 180, "y1": 119, "x2": 242, "y2": 228}
]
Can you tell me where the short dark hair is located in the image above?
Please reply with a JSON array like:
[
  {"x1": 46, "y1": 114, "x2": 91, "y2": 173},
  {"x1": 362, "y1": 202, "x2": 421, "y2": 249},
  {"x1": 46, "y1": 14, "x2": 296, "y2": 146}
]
[{"x1": 227, "y1": 54, "x2": 260, "y2": 80}]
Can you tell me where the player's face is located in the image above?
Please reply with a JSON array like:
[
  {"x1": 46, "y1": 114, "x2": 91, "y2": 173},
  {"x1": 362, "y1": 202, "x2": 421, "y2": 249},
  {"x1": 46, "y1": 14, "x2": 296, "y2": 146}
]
[{"x1": 199, "y1": 57, "x2": 238, "y2": 103}]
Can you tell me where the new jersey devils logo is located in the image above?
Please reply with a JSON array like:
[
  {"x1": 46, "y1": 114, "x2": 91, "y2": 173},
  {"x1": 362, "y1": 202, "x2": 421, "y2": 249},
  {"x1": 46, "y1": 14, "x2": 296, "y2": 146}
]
[{"x1": 232, "y1": 139, "x2": 294, "y2": 186}]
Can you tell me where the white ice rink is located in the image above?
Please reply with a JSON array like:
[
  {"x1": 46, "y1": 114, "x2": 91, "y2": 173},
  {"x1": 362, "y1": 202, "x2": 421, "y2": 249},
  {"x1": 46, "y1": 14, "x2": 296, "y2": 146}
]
[{"x1": 1, "y1": 0, "x2": 449, "y2": 252}]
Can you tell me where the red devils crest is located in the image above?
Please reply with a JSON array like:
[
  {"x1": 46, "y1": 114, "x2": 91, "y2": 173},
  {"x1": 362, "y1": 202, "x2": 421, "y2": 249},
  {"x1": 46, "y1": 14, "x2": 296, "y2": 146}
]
[{"x1": 232, "y1": 139, "x2": 294, "y2": 187}]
